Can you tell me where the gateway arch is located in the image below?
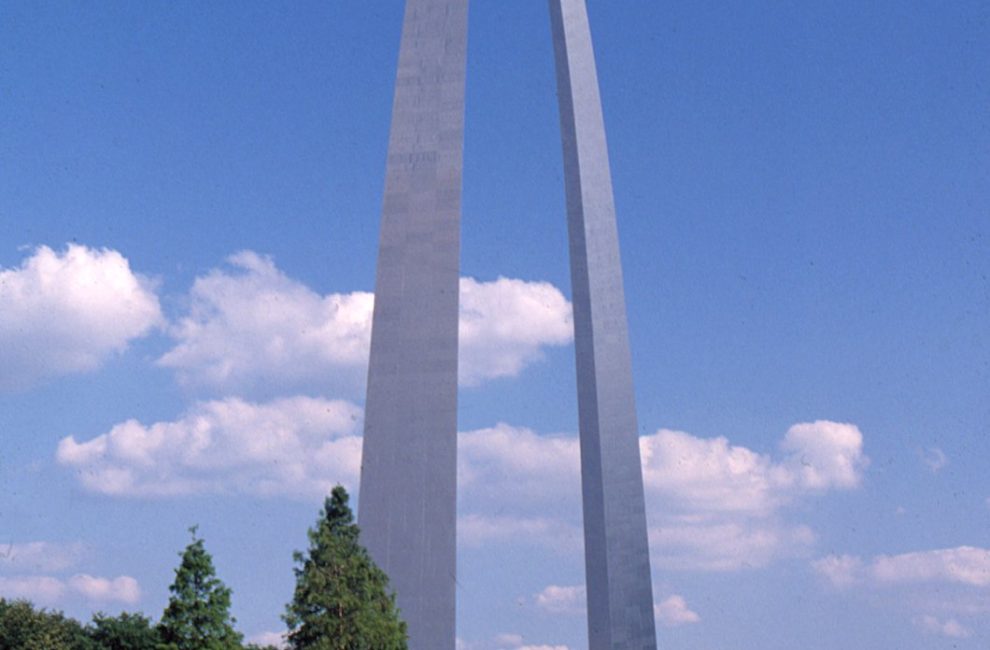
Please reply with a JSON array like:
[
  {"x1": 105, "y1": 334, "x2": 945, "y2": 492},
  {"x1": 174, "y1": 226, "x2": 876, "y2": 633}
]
[{"x1": 357, "y1": 2, "x2": 658, "y2": 648}]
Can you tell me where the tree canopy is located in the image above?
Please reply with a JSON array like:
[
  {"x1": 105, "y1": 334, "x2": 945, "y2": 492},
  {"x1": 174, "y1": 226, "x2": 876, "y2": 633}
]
[
  {"x1": 284, "y1": 486, "x2": 407, "y2": 650},
  {"x1": 1, "y1": 496, "x2": 407, "y2": 649},
  {"x1": 89, "y1": 611, "x2": 160, "y2": 650},
  {"x1": 0, "y1": 598, "x2": 92, "y2": 650},
  {"x1": 158, "y1": 527, "x2": 244, "y2": 650}
]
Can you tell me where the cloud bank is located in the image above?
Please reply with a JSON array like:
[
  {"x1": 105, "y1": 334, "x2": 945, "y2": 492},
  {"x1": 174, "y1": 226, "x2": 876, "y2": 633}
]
[
  {"x1": 460, "y1": 420, "x2": 868, "y2": 571},
  {"x1": 642, "y1": 421, "x2": 867, "y2": 570},
  {"x1": 59, "y1": 413, "x2": 867, "y2": 573},
  {"x1": 158, "y1": 252, "x2": 572, "y2": 395},
  {"x1": 534, "y1": 585, "x2": 586, "y2": 616},
  {"x1": 654, "y1": 595, "x2": 701, "y2": 627},
  {"x1": 158, "y1": 252, "x2": 373, "y2": 394},
  {"x1": 0, "y1": 245, "x2": 161, "y2": 391},
  {"x1": 458, "y1": 276, "x2": 572, "y2": 385},
  {"x1": 814, "y1": 546, "x2": 990, "y2": 589},
  {"x1": 0, "y1": 540, "x2": 138, "y2": 606},
  {"x1": 0, "y1": 575, "x2": 140, "y2": 606},
  {"x1": 57, "y1": 395, "x2": 363, "y2": 498},
  {"x1": 814, "y1": 545, "x2": 990, "y2": 635}
]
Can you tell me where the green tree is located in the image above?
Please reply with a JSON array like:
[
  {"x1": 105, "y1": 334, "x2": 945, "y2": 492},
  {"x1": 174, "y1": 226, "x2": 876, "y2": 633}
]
[
  {"x1": 283, "y1": 486, "x2": 406, "y2": 650},
  {"x1": 88, "y1": 611, "x2": 161, "y2": 650},
  {"x1": 158, "y1": 527, "x2": 243, "y2": 650},
  {"x1": 0, "y1": 598, "x2": 93, "y2": 650}
]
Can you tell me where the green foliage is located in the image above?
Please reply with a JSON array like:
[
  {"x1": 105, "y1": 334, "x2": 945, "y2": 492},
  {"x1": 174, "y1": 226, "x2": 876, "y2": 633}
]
[
  {"x1": 1, "y1": 506, "x2": 407, "y2": 650},
  {"x1": 89, "y1": 611, "x2": 161, "y2": 649},
  {"x1": 158, "y1": 527, "x2": 243, "y2": 650},
  {"x1": 284, "y1": 486, "x2": 407, "y2": 650},
  {"x1": 0, "y1": 598, "x2": 93, "y2": 650}
]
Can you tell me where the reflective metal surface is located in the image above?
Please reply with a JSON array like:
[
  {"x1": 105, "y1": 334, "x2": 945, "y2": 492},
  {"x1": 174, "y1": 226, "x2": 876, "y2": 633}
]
[
  {"x1": 549, "y1": 1, "x2": 659, "y2": 647},
  {"x1": 358, "y1": 2, "x2": 467, "y2": 649},
  {"x1": 360, "y1": 2, "x2": 655, "y2": 648}
]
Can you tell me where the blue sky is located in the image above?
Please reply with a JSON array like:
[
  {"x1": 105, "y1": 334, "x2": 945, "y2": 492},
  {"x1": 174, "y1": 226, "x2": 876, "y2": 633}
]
[{"x1": 1, "y1": 1, "x2": 988, "y2": 648}]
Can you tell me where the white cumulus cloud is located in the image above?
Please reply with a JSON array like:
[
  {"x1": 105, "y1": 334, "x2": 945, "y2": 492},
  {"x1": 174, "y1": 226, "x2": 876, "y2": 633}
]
[
  {"x1": 459, "y1": 423, "x2": 579, "y2": 509},
  {"x1": 779, "y1": 420, "x2": 868, "y2": 490},
  {"x1": 458, "y1": 276, "x2": 572, "y2": 385},
  {"x1": 534, "y1": 585, "x2": 585, "y2": 616},
  {"x1": 810, "y1": 554, "x2": 863, "y2": 589},
  {"x1": 0, "y1": 576, "x2": 67, "y2": 604},
  {"x1": 872, "y1": 546, "x2": 990, "y2": 587},
  {"x1": 57, "y1": 413, "x2": 866, "y2": 575},
  {"x1": 67, "y1": 574, "x2": 141, "y2": 604},
  {"x1": 0, "y1": 574, "x2": 139, "y2": 605},
  {"x1": 815, "y1": 547, "x2": 990, "y2": 634},
  {"x1": 158, "y1": 251, "x2": 373, "y2": 395},
  {"x1": 457, "y1": 421, "x2": 865, "y2": 571},
  {"x1": 649, "y1": 519, "x2": 816, "y2": 572},
  {"x1": 654, "y1": 595, "x2": 701, "y2": 627},
  {"x1": 640, "y1": 429, "x2": 789, "y2": 516},
  {"x1": 57, "y1": 395, "x2": 363, "y2": 498},
  {"x1": 641, "y1": 421, "x2": 866, "y2": 517},
  {"x1": 0, "y1": 244, "x2": 161, "y2": 391},
  {"x1": 814, "y1": 546, "x2": 990, "y2": 588},
  {"x1": 642, "y1": 421, "x2": 865, "y2": 570},
  {"x1": 158, "y1": 252, "x2": 572, "y2": 395},
  {"x1": 457, "y1": 424, "x2": 582, "y2": 552}
]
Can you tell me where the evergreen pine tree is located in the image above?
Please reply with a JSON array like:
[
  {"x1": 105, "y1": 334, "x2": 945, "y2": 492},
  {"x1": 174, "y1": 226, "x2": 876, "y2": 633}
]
[
  {"x1": 158, "y1": 527, "x2": 243, "y2": 650},
  {"x1": 284, "y1": 486, "x2": 407, "y2": 650}
]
